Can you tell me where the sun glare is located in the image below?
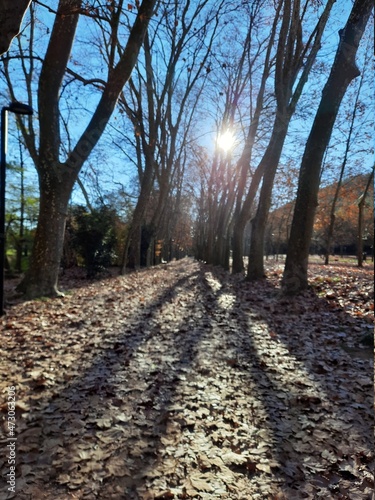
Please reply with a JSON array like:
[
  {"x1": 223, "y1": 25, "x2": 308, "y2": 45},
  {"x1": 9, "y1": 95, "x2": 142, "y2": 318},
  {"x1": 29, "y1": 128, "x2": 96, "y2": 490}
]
[{"x1": 217, "y1": 130, "x2": 236, "y2": 152}]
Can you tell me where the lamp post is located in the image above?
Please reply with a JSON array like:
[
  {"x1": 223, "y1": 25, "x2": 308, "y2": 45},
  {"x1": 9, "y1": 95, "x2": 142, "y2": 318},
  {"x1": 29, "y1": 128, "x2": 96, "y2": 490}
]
[{"x1": 1, "y1": 101, "x2": 33, "y2": 316}]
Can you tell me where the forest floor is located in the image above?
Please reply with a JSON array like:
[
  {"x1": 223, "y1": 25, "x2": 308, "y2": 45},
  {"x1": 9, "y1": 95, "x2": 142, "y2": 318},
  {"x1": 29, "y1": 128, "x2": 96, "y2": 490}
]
[{"x1": 0, "y1": 257, "x2": 373, "y2": 499}]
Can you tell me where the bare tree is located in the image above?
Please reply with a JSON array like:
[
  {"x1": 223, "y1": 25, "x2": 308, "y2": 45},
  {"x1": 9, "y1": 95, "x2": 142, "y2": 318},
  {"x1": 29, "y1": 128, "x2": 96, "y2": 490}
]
[
  {"x1": 231, "y1": 0, "x2": 281, "y2": 274},
  {"x1": 191, "y1": 0, "x2": 279, "y2": 271},
  {"x1": 4, "y1": 0, "x2": 157, "y2": 298},
  {"x1": 323, "y1": 43, "x2": 372, "y2": 265},
  {"x1": 247, "y1": 0, "x2": 335, "y2": 280},
  {"x1": 282, "y1": 0, "x2": 373, "y2": 294},
  {"x1": 198, "y1": 38, "x2": 253, "y2": 268},
  {"x1": 119, "y1": 0, "x2": 226, "y2": 271}
]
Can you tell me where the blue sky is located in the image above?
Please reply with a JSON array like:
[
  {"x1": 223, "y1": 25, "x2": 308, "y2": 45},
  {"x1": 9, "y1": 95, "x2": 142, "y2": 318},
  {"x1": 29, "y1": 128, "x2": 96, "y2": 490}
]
[{"x1": 1, "y1": 0, "x2": 374, "y2": 213}]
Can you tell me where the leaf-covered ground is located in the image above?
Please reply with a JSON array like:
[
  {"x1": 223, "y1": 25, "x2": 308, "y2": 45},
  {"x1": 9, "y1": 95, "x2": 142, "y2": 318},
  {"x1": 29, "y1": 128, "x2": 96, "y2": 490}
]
[{"x1": 0, "y1": 258, "x2": 373, "y2": 499}]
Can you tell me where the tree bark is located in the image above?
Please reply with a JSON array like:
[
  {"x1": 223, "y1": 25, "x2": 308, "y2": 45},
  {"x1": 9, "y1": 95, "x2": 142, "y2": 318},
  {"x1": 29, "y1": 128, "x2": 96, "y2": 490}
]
[
  {"x1": 121, "y1": 156, "x2": 155, "y2": 272},
  {"x1": 232, "y1": 163, "x2": 265, "y2": 273},
  {"x1": 17, "y1": 168, "x2": 74, "y2": 297},
  {"x1": 282, "y1": 0, "x2": 373, "y2": 294},
  {"x1": 18, "y1": 0, "x2": 81, "y2": 297},
  {"x1": 0, "y1": 0, "x2": 31, "y2": 55},
  {"x1": 123, "y1": 2, "x2": 223, "y2": 270}
]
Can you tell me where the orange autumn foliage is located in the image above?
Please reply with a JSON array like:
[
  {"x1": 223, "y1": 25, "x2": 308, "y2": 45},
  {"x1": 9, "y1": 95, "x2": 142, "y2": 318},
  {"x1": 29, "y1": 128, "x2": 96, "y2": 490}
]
[{"x1": 268, "y1": 174, "x2": 374, "y2": 253}]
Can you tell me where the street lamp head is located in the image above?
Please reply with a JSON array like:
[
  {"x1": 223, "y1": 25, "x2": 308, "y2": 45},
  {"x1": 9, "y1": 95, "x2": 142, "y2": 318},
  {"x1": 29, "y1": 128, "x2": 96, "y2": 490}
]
[{"x1": 5, "y1": 101, "x2": 33, "y2": 115}]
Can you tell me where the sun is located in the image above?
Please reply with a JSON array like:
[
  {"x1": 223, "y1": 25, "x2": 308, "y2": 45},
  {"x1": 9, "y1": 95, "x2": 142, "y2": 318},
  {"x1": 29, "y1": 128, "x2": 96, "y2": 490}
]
[{"x1": 217, "y1": 129, "x2": 236, "y2": 152}]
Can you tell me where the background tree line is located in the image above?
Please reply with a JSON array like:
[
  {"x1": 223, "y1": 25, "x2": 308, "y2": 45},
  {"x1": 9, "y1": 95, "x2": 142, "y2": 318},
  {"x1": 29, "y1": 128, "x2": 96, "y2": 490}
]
[{"x1": 0, "y1": 0, "x2": 373, "y2": 298}]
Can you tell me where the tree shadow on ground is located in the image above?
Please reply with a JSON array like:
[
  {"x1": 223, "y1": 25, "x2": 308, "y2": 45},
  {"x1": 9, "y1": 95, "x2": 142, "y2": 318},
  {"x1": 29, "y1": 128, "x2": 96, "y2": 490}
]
[
  {"x1": 3, "y1": 263, "x2": 212, "y2": 499},
  {"x1": 206, "y1": 263, "x2": 373, "y2": 497},
  {"x1": 2, "y1": 259, "x2": 373, "y2": 499},
  {"x1": 4, "y1": 265, "x2": 154, "y2": 308}
]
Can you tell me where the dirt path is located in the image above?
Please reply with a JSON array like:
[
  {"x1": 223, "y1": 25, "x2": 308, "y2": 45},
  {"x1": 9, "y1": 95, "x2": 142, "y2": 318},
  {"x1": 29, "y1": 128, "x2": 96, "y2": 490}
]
[{"x1": 0, "y1": 258, "x2": 373, "y2": 499}]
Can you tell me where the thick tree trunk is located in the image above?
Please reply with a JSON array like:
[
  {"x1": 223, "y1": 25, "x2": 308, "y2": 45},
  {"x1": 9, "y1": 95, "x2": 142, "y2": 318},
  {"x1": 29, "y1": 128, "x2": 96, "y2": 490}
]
[
  {"x1": 248, "y1": 0, "x2": 335, "y2": 281},
  {"x1": 17, "y1": 0, "x2": 81, "y2": 297},
  {"x1": 230, "y1": 4, "x2": 282, "y2": 275},
  {"x1": 125, "y1": 225, "x2": 142, "y2": 270},
  {"x1": 147, "y1": 175, "x2": 170, "y2": 262},
  {"x1": 233, "y1": 0, "x2": 334, "y2": 276},
  {"x1": 17, "y1": 167, "x2": 74, "y2": 297},
  {"x1": 282, "y1": 0, "x2": 373, "y2": 294},
  {"x1": 232, "y1": 219, "x2": 246, "y2": 273}
]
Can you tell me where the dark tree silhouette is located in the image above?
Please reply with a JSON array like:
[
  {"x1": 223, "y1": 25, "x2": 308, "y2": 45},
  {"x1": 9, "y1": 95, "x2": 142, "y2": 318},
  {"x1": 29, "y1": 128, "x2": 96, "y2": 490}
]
[
  {"x1": 0, "y1": 0, "x2": 31, "y2": 55},
  {"x1": 282, "y1": 0, "x2": 373, "y2": 294}
]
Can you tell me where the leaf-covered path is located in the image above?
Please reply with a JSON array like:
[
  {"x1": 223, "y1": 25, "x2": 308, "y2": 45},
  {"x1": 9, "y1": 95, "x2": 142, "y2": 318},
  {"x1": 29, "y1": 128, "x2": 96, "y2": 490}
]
[{"x1": 0, "y1": 258, "x2": 373, "y2": 499}]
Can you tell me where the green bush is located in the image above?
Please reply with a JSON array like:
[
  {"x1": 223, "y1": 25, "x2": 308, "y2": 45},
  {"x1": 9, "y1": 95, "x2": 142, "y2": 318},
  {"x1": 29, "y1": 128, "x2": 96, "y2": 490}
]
[{"x1": 69, "y1": 205, "x2": 117, "y2": 278}]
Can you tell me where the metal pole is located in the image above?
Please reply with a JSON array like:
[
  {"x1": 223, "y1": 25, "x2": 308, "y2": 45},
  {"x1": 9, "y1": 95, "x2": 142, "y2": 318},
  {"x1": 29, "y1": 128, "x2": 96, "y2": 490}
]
[
  {"x1": 0, "y1": 103, "x2": 32, "y2": 316},
  {"x1": 0, "y1": 108, "x2": 8, "y2": 316}
]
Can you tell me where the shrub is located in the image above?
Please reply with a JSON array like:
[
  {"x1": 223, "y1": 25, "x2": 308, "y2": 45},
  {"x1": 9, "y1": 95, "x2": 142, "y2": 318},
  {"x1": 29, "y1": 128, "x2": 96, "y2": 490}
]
[{"x1": 69, "y1": 205, "x2": 117, "y2": 278}]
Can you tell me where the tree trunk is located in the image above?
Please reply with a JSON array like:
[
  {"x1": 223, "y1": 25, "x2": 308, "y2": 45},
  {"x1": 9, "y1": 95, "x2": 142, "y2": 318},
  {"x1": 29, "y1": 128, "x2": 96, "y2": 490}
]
[
  {"x1": 121, "y1": 156, "x2": 155, "y2": 271},
  {"x1": 147, "y1": 175, "x2": 171, "y2": 261},
  {"x1": 357, "y1": 166, "x2": 374, "y2": 267},
  {"x1": 126, "y1": 224, "x2": 142, "y2": 270},
  {"x1": 248, "y1": 0, "x2": 335, "y2": 281},
  {"x1": 232, "y1": 219, "x2": 246, "y2": 273},
  {"x1": 230, "y1": 3, "x2": 282, "y2": 274},
  {"x1": 247, "y1": 114, "x2": 290, "y2": 280},
  {"x1": 17, "y1": 0, "x2": 81, "y2": 297},
  {"x1": 282, "y1": 0, "x2": 373, "y2": 294},
  {"x1": 17, "y1": 167, "x2": 74, "y2": 297},
  {"x1": 0, "y1": 0, "x2": 31, "y2": 55},
  {"x1": 231, "y1": 165, "x2": 265, "y2": 273},
  {"x1": 121, "y1": 146, "x2": 155, "y2": 271}
]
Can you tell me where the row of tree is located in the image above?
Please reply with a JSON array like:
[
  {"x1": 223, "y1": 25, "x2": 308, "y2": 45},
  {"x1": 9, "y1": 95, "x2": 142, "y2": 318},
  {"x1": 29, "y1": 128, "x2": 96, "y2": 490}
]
[
  {"x1": 5, "y1": 167, "x2": 371, "y2": 278},
  {"x1": 0, "y1": 0, "x2": 373, "y2": 299}
]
